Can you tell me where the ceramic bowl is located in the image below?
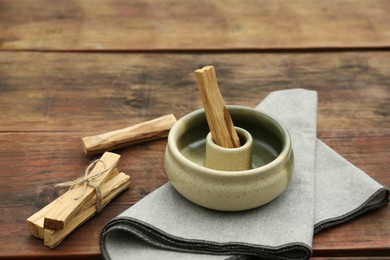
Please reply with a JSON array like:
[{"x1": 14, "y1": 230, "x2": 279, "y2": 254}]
[
  {"x1": 164, "y1": 105, "x2": 294, "y2": 211},
  {"x1": 204, "y1": 127, "x2": 253, "y2": 171}
]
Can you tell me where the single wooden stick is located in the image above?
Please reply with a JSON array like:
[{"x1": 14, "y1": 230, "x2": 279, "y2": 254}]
[
  {"x1": 81, "y1": 114, "x2": 177, "y2": 155},
  {"x1": 44, "y1": 172, "x2": 131, "y2": 249},
  {"x1": 194, "y1": 65, "x2": 240, "y2": 148},
  {"x1": 43, "y1": 152, "x2": 120, "y2": 230}
]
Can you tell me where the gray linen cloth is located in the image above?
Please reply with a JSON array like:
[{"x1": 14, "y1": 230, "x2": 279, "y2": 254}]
[{"x1": 100, "y1": 89, "x2": 389, "y2": 260}]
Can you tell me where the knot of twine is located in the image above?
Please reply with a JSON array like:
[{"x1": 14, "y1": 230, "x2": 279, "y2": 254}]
[{"x1": 55, "y1": 159, "x2": 113, "y2": 213}]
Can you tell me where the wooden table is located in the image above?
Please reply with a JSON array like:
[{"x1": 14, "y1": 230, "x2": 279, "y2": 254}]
[{"x1": 1, "y1": 1, "x2": 389, "y2": 259}]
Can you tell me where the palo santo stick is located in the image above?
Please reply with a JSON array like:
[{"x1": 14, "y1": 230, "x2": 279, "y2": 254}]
[
  {"x1": 81, "y1": 114, "x2": 177, "y2": 155},
  {"x1": 26, "y1": 168, "x2": 121, "y2": 239},
  {"x1": 27, "y1": 195, "x2": 62, "y2": 239},
  {"x1": 194, "y1": 65, "x2": 240, "y2": 148},
  {"x1": 44, "y1": 172, "x2": 131, "y2": 249},
  {"x1": 43, "y1": 152, "x2": 120, "y2": 230}
]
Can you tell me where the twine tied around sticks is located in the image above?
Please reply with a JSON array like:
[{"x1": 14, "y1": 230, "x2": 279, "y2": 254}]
[{"x1": 55, "y1": 159, "x2": 113, "y2": 213}]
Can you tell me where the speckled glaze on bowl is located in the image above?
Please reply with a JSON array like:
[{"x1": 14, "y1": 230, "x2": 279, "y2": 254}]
[
  {"x1": 164, "y1": 105, "x2": 294, "y2": 211},
  {"x1": 205, "y1": 127, "x2": 253, "y2": 171}
]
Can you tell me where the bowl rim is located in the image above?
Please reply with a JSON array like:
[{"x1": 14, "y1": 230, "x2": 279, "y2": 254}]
[{"x1": 167, "y1": 105, "x2": 292, "y2": 177}]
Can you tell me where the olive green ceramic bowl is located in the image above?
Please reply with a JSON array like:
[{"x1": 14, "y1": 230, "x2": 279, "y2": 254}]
[{"x1": 164, "y1": 105, "x2": 294, "y2": 211}]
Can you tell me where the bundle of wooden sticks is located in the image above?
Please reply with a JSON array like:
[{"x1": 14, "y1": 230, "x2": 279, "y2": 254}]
[
  {"x1": 27, "y1": 152, "x2": 130, "y2": 248},
  {"x1": 26, "y1": 113, "x2": 177, "y2": 249}
]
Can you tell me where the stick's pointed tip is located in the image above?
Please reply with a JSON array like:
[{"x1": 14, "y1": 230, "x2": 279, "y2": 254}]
[{"x1": 195, "y1": 65, "x2": 215, "y2": 74}]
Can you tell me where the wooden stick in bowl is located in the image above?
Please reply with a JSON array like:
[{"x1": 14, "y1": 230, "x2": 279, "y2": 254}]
[{"x1": 194, "y1": 65, "x2": 240, "y2": 148}]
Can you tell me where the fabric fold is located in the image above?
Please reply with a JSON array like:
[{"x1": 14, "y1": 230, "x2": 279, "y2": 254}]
[{"x1": 100, "y1": 89, "x2": 388, "y2": 260}]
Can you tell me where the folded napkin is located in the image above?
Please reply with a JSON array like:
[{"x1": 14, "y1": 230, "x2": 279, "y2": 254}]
[{"x1": 100, "y1": 89, "x2": 389, "y2": 260}]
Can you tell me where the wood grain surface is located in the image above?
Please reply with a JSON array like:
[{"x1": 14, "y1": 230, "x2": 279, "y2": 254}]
[
  {"x1": 1, "y1": 51, "x2": 389, "y2": 132},
  {"x1": 0, "y1": 0, "x2": 390, "y2": 51},
  {"x1": 0, "y1": 51, "x2": 389, "y2": 258},
  {"x1": 1, "y1": 0, "x2": 390, "y2": 258}
]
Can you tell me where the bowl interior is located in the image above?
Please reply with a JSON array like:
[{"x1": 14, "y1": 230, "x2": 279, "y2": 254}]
[{"x1": 177, "y1": 106, "x2": 284, "y2": 170}]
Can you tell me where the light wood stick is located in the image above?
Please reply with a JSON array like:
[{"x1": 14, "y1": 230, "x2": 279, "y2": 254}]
[
  {"x1": 27, "y1": 195, "x2": 62, "y2": 239},
  {"x1": 43, "y1": 152, "x2": 120, "y2": 230},
  {"x1": 26, "y1": 168, "x2": 120, "y2": 239},
  {"x1": 44, "y1": 172, "x2": 131, "y2": 249},
  {"x1": 81, "y1": 114, "x2": 177, "y2": 155},
  {"x1": 194, "y1": 65, "x2": 240, "y2": 148}
]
